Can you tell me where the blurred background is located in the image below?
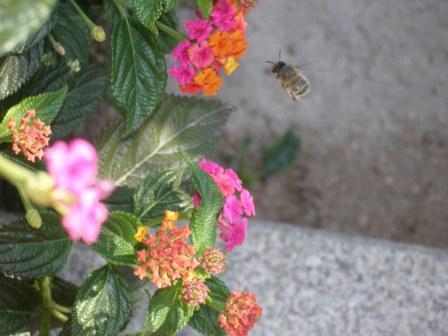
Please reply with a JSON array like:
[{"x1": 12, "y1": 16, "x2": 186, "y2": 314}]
[{"x1": 172, "y1": 0, "x2": 448, "y2": 248}]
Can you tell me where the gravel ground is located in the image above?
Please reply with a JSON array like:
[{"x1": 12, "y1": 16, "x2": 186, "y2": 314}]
[{"x1": 169, "y1": 0, "x2": 448, "y2": 248}]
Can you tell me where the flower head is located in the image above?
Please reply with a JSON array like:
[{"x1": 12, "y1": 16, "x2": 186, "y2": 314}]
[
  {"x1": 194, "y1": 68, "x2": 222, "y2": 96},
  {"x1": 181, "y1": 279, "x2": 209, "y2": 306},
  {"x1": 185, "y1": 19, "x2": 213, "y2": 41},
  {"x1": 218, "y1": 216, "x2": 247, "y2": 251},
  {"x1": 169, "y1": 63, "x2": 196, "y2": 86},
  {"x1": 135, "y1": 226, "x2": 148, "y2": 242},
  {"x1": 134, "y1": 225, "x2": 199, "y2": 288},
  {"x1": 188, "y1": 41, "x2": 215, "y2": 69},
  {"x1": 200, "y1": 247, "x2": 226, "y2": 274},
  {"x1": 218, "y1": 291, "x2": 262, "y2": 336},
  {"x1": 210, "y1": 0, "x2": 237, "y2": 32},
  {"x1": 172, "y1": 40, "x2": 192, "y2": 64},
  {"x1": 44, "y1": 139, "x2": 114, "y2": 244},
  {"x1": 8, "y1": 110, "x2": 51, "y2": 162}
]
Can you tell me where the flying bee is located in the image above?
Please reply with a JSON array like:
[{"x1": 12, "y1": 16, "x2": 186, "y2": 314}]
[{"x1": 266, "y1": 52, "x2": 310, "y2": 101}]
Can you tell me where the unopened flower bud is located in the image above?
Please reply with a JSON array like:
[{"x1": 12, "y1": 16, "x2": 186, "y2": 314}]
[
  {"x1": 26, "y1": 208, "x2": 42, "y2": 229},
  {"x1": 91, "y1": 26, "x2": 106, "y2": 42},
  {"x1": 200, "y1": 247, "x2": 225, "y2": 274},
  {"x1": 181, "y1": 279, "x2": 209, "y2": 307}
]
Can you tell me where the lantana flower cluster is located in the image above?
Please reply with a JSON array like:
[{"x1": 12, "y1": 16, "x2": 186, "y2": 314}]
[
  {"x1": 44, "y1": 139, "x2": 114, "y2": 244},
  {"x1": 7, "y1": 109, "x2": 51, "y2": 162},
  {"x1": 194, "y1": 159, "x2": 255, "y2": 251},
  {"x1": 169, "y1": 0, "x2": 256, "y2": 96},
  {"x1": 219, "y1": 291, "x2": 263, "y2": 336}
]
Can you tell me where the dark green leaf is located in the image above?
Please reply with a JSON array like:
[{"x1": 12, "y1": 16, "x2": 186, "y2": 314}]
[
  {"x1": 162, "y1": 0, "x2": 181, "y2": 12},
  {"x1": 71, "y1": 265, "x2": 131, "y2": 335},
  {"x1": 142, "y1": 281, "x2": 194, "y2": 336},
  {"x1": 206, "y1": 276, "x2": 230, "y2": 304},
  {"x1": 189, "y1": 305, "x2": 226, "y2": 336},
  {"x1": 0, "y1": 211, "x2": 72, "y2": 278},
  {"x1": 51, "y1": 1, "x2": 91, "y2": 64},
  {"x1": 196, "y1": 0, "x2": 213, "y2": 18},
  {"x1": 52, "y1": 277, "x2": 79, "y2": 307},
  {"x1": 261, "y1": 129, "x2": 301, "y2": 176},
  {"x1": 91, "y1": 212, "x2": 140, "y2": 266},
  {"x1": 111, "y1": 18, "x2": 166, "y2": 136},
  {"x1": 0, "y1": 0, "x2": 57, "y2": 56},
  {"x1": 134, "y1": 170, "x2": 192, "y2": 221},
  {"x1": 133, "y1": 0, "x2": 164, "y2": 31},
  {"x1": 99, "y1": 95, "x2": 231, "y2": 188},
  {"x1": 51, "y1": 65, "x2": 107, "y2": 139},
  {"x1": 0, "y1": 42, "x2": 44, "y2": 100},
  {"x1": 190, "y1": 163, "x2": 223, "y2": 254},
  {"x1": 105, "y1": 185, "x2": 135, "y2": 213},
  {"x1": 0, "y1": 276, "x2": 40, "y2": 336},
  {"x1": 0, "y1": 85, "x2": 68, "y2": 141}
]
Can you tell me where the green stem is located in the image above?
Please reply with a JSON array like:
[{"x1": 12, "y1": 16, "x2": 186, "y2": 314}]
[
  {"x1": 39, "y1": 277, "x2": 53, "y2": 336},
  {"x1": 156, "y1": 21, "x2": 186, "y2": 42},
  {"x1": 112, "y1": 0, "x2": 127, "y2": 17},
  {"x1": 69, "y1": 0, "x2": 95, "y2": 29},
  {"x1": 18, "y1": 186, "x2": 42, "y2": 229},
  {"x1": 0, "y1": 154, "x2": 33, "y2": 187}
]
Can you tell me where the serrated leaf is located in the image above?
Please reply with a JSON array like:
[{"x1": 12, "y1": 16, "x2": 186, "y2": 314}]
[
  {"x1": 134, "y1": 170, "x2": 192, "y2": 221},
  {"x1": 105, "y1": 185, "x2": 135, "y2": 213},
  {"x1": 51, "y1": 65, "x2": 107, "y2": 139},
  {"x1": 71, "y1": 265, "x2": 131, "y2": 335},
  {"x1": 206, "y1": 276, "x2": 230, "y2": 304},
  {"x1": 0, "y1": 85, "x2": 68, "y2": 141},
  {"x1": 111, "y1": 18, "x2": 166, "y2": 136},
  {"x1": 0, "y1": 276, "x2": 40, "y2": 336},
  {"x1": 0, "y1": 42, "x2": 44, "y2": 100},
  {"x1": 261, "y1": 129, "x2": 301, "y2": 176},
  {"x1": 190, "y1": 163, "x2": 223, "y2": 254},
  {"x1": 189, "y1": 305, "x2": 226, "y2": 336},
  {"x1": 133, "y1": 0, "x2": 164, "y2": 30},
  {"x1": 0, "y1": 211, "x2": 72, "y2": 278},
  {"x1": 142, "y1": 281, "x2": 194, "y2": 336},
  {"x1": 51, "y1": 2, "x2": 91, "y2": 64},
  {"x1": 0, "y1": 0, "x2": 56, "y2": 56},
  {"x1": 91, "y1": 211, "x2": 140, "y2": 266},
  {"x1": 99, "y1": 95, "x2": 231, "y2": 187},
  {"x1": 196, "y1": 0, "x2": 213, "y2": 18}
]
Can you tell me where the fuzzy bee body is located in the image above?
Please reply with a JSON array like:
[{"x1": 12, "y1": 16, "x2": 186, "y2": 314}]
[{"x1": 271, "y1": 61, "x2": 310, "y2": 101}]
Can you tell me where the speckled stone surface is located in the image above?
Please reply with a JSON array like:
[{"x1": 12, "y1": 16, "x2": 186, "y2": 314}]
[{"x1": 59, "y1": 220, "x2": 448, "y2": 336}]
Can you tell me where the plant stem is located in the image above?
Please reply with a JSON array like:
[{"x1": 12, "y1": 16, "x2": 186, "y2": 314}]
[
  {"x1": 69, "y1": 0, "x2": 95, "y2": 29},
  {"x1": 156, "y1": 21, "x2": 187, "y2": 42},
  {"x1": 0, "y1": 154, "x2": 33, "y2": 187},
  {"x1": 112, "y1": 0, "x2": 127, "y2": 17},
  {"x1": 39, "y1": 277, "x2": 53, "y2": 336},
  {"x1": 18, "y1": 186, "x2": 42, "y2": 229}
]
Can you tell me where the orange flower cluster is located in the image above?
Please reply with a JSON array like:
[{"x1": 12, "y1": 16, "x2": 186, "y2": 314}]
[
  {"x1": 200, "y1": 247, "x2": 226, "y2": 274},
  {"x1": 170, "y1": 0, "x2": 256, "y2": 96},
  {"x1": 181, "y1": 278, "x2": 209, "y2": 307},
  {"x1": 7, "y1": 109, "x2": 51, "y2": 162},
  {"x1": 134, "y1": 211, "x2": 199, "y2": 288},
  {"x1": 218, "y1": 291, "x2": 262, "y2": 336}
]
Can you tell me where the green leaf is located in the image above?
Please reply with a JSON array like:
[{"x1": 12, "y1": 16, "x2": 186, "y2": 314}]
[
  {"x1": 51, "y1": 1, "x2": 91, "y2": 64},
  {"x1": 111, "y1": 18, "x2": 166, "y2": 136},
  {"x1": 189, "y1": 306, "x2": 226, "y2": 336},
  {"x1": 71, "y1": 265, "x2": 131, "y2": 335},
  {"x1": 134, "y1": 170, "x2": 192, "y2": 221},
  {"x1": 261, "y1": 129, "x2": 301, "y2": 176},
  {"x1": 99, "y1": 95, "x2": 231, "y2": 188},
  {"x1": 196, "y1": 0, "x2": 213, "y2": 18},
  {"x1": 0, "y1": 85, "x2": 68, "y2": 141},
  {"x1": 52, "y1": 277, "x2": 79, "y2": 307},
  {"x1": 0, "y1": 0, "x2": 56, "y2": 56},
  {"x1": 162, "y1": 0, "x2": 181, "y2": 12},
  {"x1": 0, "y1": 276, "x2": 40, "y2": 336},
  {"x1": 190, "y1": 163, "x2": 223, "y2": 254},
  {"x1": 133, "y1": 0, "x2": 164, "y2": 31},
  {"x1": 105, "y1": 185, "x2": 136, "y2": 213},
  {"x1": 0, "y1": 211, "x2": 72, "y2": 278},
  {"x1": 142, "y1": 281, "x2": 194, "y2": 336},
  {"x1": 91, "y1": 211, "x2": 140, "y2": 266},
  {"x1": 158, "y1": 11, "x2": 181, "y2": 54},
  {"x1": 51, "y1": 65, "x2": 107, "y2": 139},
  {"x1": 0, "y1": 42, "x2": 44, "y2": 100},
  {"x1": 205, "y1": 276, "x2": 230, "y2": 305}
]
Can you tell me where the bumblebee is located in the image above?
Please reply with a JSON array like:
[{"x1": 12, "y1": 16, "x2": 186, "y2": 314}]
[{"x1": 267, "y1": 59, "x2": 310, "y2": 101}]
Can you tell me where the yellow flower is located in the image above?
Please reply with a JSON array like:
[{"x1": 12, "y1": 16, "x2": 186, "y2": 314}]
[
  {"x1": 224, "y1": 57, "x2": 239, "y2": 76},
  {"x1": 134, "y1": 226, "x2": 148, "y2": 242}
]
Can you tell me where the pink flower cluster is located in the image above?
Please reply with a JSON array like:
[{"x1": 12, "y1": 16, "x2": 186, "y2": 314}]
[
  {"x1": 195, "y1": 159, "x2": 255, "y2": 251},
  {"x1": 169, "y1": 0, "x2": 255, "y2": 96},
  {"x1": 44, "y1": 139, "x2": 114, "y2": 244}
]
